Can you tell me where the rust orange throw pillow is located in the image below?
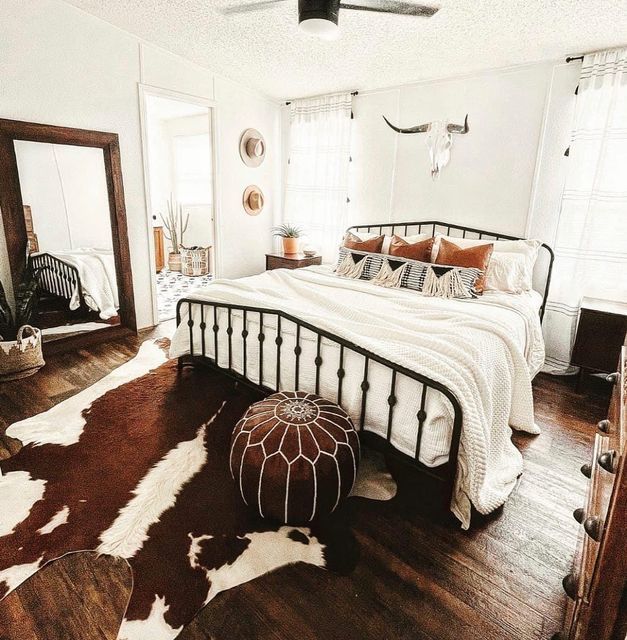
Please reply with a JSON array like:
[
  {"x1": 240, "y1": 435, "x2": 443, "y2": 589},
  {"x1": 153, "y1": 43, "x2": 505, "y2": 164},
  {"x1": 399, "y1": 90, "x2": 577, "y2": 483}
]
[
  {"x1": 435, "y1": 238, "x2": 493, "y2": 293},
  {"x1": 343, "y1": 232, "x2": 385, "y2": 254},
  {"x1": 389, "y1": 235, "x2": 435, "y2": 262}
]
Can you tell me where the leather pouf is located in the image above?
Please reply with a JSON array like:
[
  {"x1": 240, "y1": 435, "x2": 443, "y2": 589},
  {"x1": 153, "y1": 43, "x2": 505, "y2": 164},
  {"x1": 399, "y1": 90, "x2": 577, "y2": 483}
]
[{"x1": 230, "y1": 390, "x2": 360, "y2": 524}]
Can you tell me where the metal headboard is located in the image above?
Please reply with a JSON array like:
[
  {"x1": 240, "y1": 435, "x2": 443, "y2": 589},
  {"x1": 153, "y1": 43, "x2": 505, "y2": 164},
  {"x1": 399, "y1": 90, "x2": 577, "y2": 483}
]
[{"x1": 346, "y1": 220, "x2": 554, "y2": 321}]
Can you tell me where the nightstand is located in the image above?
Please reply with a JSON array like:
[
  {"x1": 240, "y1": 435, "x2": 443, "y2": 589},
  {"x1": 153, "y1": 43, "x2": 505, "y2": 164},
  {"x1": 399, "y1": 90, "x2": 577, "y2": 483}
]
[
  {"x1": 571, "y1": 297, "x2": 627, "y2": 391},
  {"x1": 265, "y1": 253, "x2": 322, "y2": 271}
]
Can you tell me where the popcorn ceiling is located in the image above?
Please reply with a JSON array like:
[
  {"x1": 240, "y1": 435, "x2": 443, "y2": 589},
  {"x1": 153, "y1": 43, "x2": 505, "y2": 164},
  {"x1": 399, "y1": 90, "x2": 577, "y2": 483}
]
[{"x1": 66, "y1": 0, "x2": 627, "y2": 100}]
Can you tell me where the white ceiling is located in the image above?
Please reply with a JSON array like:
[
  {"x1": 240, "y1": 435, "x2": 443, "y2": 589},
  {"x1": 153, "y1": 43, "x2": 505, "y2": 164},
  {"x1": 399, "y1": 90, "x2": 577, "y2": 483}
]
[{"x1": 65, "y1": 0, "x2": 627, "y2": 100}]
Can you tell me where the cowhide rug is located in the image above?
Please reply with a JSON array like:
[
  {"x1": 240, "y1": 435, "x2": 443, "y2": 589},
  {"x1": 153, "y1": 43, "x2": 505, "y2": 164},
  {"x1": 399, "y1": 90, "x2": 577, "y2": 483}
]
[{"x1": 0, "y1": 339, "x2": 396, "y2": 639}]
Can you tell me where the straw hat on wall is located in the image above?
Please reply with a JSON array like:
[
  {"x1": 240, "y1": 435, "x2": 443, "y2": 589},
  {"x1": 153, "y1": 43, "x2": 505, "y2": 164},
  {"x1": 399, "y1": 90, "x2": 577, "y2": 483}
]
[
  {"x1": 243, "y1": 185, "x2": 264, "y2": 216},
  {"x1": 239, "y1": 128, "x2": 266, "y2": 167}
]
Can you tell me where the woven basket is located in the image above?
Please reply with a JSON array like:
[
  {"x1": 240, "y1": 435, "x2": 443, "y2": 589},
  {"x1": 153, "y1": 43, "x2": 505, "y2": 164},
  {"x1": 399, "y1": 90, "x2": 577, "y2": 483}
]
[
  {"x1": 181, "y1": 246, "x2": 211, "y2": 277},
  {"x1": 0, "y1": 325, "x2": 45, "y2": 382}
]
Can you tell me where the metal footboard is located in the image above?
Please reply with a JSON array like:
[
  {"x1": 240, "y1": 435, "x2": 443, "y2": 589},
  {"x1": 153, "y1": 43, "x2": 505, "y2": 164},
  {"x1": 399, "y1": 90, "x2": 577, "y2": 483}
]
[{"x1": 176, "y1": 298, "x2": 463, "y2": 496}]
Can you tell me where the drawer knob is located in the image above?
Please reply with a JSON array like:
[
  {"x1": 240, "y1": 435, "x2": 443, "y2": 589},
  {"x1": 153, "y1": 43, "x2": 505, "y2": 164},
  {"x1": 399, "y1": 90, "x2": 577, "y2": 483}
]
[
  {"x1": 606, "y1": 372, "x2": 619, "y2": 384},
  {"x1": 598, "y1": 450, "x2": 617, "y2": 474},
  {"x1": 583, "y1": 515, "x2": 603, "y2": 542},
  {"x1": 580, "y1": 462, "x2": 592, "y2": 478},
  {"x1": 597, "y1": 419, "x2": 611, "y2": 434},
  {"x1": 573, "y1": 507, "x2": 585, "y2": 524},
  {"x1": 562, "y1": 572, "x2": 578, "y2": 599}
]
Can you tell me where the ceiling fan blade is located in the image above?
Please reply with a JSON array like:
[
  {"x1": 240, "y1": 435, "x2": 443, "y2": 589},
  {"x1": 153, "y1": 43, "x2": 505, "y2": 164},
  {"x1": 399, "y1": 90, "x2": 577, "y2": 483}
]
[
  {"x1": 222, "y1": 0, "x2": 289, "y2": 15},
  {"x1": 340, "y1": 1, "x2": 439, "y2": 17}
]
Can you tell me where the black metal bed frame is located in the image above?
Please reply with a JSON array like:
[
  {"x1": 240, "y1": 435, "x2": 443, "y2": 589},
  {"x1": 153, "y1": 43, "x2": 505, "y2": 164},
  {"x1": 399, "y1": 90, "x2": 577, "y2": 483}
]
[
  {"x1": 176, "y1": 220, "x2": 554, "y2": 505},
  {"x1": 30, "y1": 252, "x2": 85, "y2": 308}
]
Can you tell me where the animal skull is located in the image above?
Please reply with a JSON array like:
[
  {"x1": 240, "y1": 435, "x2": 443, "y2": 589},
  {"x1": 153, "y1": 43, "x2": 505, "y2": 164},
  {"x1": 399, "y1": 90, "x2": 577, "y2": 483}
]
[{"x1": 383, "y1": 114, "x2": 469, "y2": 180}]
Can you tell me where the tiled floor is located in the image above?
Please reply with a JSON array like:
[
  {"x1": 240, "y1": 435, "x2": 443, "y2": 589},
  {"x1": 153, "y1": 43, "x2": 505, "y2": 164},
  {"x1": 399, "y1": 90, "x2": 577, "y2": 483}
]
[{"x1": 156, "y1": 269, "x2": 213, "y2": 322}]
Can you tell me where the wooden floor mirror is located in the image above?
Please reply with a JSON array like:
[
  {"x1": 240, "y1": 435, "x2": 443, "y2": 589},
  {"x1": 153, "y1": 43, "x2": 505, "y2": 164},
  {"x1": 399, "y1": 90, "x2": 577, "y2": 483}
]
[{"x1": 0, "y1": 118, "x2": 136, "y2": 354}]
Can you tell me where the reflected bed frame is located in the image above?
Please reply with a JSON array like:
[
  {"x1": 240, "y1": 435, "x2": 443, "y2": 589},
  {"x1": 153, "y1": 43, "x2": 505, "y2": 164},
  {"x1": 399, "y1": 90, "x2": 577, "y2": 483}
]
[
  {"x1": 177, "y1": 221, "x2": 554, "y2": 505},
  {"x1": 30, "y1": 252, "x2": 85, "y2": 309}
]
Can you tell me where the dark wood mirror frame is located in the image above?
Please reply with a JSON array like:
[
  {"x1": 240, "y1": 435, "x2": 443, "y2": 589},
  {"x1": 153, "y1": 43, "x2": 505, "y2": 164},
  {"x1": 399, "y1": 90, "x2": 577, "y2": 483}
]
[{"x1": 0, "y1": 118, "x2": 137, "y2": 351}]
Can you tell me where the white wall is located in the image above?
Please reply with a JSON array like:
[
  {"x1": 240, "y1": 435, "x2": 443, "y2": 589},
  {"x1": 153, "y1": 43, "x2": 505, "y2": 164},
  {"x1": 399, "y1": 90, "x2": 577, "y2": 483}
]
[
  {"x1": 0, "y1": 0, "x2": 281, "y2": 327},
  {"x1": 282, "y1": 61, "x2": 579, "y2": 243},
  {"x1": 15, "y1": 141, "x2": 113, "y2": 252}
]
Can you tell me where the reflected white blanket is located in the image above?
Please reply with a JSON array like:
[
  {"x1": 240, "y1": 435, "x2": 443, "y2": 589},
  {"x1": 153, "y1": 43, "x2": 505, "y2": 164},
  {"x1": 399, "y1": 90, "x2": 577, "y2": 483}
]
[
  {"x1": 170, "y1": 266, "x2": 545, "y2": 528},
  {"x1": 48, "y1": 249, "x2": 119, "y2": 319}
]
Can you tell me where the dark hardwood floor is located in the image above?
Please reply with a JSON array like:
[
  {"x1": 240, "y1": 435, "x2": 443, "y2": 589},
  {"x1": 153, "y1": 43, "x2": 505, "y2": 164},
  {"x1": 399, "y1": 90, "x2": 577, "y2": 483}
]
[{"x1": 0, "y1": 326, "x2": 612, "y2": 640}]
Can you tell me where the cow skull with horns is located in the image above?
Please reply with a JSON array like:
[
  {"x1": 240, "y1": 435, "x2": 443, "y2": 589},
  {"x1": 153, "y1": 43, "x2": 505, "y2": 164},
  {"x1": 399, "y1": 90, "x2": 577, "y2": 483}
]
[{"x1": 383, "y1": 114, "x2": 469, "y2": 180}]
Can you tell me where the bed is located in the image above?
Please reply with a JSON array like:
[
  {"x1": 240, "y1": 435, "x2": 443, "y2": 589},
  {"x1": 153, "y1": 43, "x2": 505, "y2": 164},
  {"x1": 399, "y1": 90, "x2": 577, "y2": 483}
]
[
  {"x1": 31, "y1": 248, "x2": 119, "y2": 320},
  {"x1": 171, "y1": 221, "x2": 554, "y2": 528}
]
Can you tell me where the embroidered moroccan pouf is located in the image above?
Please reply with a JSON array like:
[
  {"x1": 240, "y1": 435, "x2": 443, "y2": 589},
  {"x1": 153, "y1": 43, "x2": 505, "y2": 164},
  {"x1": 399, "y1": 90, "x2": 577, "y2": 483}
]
[{"x1": 230, "y1": 391, "x2": 360, "y2": 524}]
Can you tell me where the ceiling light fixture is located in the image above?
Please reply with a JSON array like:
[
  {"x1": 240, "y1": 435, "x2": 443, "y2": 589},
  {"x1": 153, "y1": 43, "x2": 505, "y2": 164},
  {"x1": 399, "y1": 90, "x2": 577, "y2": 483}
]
[
  {"x1": 299, "y1": 16, "x2": 339, "y2": 39},
  {"x1": 298, "y1": 0, "x2": 340, "y2": 39}
]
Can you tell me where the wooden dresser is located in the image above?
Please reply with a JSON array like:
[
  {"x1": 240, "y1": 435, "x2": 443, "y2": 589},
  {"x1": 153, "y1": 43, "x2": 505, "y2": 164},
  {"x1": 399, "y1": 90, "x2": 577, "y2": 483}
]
[{"x1": 555, "y1": 344, "x2": 627, "y2": 640}]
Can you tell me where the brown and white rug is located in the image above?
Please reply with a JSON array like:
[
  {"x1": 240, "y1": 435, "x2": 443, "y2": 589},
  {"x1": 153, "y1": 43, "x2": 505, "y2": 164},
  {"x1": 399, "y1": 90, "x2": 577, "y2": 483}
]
[{"x1": 0, "y1": 339, "x2": 395, "y2": 639}]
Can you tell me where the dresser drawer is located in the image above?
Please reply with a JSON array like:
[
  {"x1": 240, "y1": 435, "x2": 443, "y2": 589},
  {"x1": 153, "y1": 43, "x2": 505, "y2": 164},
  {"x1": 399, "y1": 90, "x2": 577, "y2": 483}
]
[{"x1": 578, "y1": 434, "x2": 611, "y2": 600}]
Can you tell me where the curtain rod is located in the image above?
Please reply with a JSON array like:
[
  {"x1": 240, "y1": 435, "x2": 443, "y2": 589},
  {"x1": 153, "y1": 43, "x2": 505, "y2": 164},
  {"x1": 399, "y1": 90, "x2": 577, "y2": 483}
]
[
  {"x1": 285, "y1": 90, "x2": 359, "y2": 106},
  {"x1": 566, "y1": 45, "x2": 627, "y2": 63}
]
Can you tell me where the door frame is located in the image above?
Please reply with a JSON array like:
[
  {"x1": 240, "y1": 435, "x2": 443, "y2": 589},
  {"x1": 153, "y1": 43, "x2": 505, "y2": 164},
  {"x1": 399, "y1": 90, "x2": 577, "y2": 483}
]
[{"x1": 138, "y1": 84, "x2": 221, "y2": 327}]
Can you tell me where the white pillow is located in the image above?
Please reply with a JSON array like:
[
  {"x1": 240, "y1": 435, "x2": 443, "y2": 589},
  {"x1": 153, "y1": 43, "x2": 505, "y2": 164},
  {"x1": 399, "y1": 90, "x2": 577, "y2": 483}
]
[
  {"x1": 433, "y1": 233, "x2": 540, "y2": 257},
  {"x1": 484, "y1": 252, "x2": 530, "y2": 293},
  {"x1": 432, "y1": 234, "x2": 541, "y2": 290},
  {"x1": 349, "y1": 231, "x2": 379, "y2": 241}
]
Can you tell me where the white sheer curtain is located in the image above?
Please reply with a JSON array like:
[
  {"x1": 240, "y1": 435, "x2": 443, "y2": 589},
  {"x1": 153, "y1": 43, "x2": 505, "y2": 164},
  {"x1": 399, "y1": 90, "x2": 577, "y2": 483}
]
[
  {"x1": 543, "y1": 48, "x2": 627, "y2": 374},
  {"x1": 283, "y1": 93, "x2": 353, "y2": 261}
]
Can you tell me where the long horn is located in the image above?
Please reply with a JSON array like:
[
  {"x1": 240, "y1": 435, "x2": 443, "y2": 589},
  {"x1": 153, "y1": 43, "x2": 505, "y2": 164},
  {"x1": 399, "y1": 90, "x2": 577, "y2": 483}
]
[
  {"x1": 447, "y1": 114, "x2": 469, "y2": 134},
  {"x1": 382, "y1": 115, "x2": 429, "y2": 134}
]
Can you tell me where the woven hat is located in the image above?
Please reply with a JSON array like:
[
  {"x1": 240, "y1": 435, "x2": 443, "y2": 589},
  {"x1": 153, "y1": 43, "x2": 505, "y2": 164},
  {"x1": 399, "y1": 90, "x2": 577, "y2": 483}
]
[
  {"x1": 243, "y1": 185, "x2": 264, "y2": 216},
  {"x1": 239, "y1": 128, "x2": 266, "y2": 167}
]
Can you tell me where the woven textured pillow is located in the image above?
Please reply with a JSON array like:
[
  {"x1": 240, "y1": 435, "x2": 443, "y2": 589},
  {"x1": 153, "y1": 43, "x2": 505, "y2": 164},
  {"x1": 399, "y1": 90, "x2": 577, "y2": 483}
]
[
  {"x1": 335, "y1": 249, "x2": 480, "y2": 297},
  {"x1": 230, "y1": 391, "x2": 360, "y2": 524}
]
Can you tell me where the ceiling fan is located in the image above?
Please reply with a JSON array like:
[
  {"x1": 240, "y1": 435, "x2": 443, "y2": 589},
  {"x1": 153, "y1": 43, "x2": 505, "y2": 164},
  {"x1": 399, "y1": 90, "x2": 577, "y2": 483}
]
[{"x1": 222, "y1": 0, "x2": 439, "y2": 39}]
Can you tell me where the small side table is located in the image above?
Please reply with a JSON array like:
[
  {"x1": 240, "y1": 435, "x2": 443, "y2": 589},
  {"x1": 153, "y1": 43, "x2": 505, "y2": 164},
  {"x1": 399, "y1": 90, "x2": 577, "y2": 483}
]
[
  {"x1": 571, "y1": 297, "x2": 627, "y2": 391},
  {"x1": 265, "y1": 253, "x2": 322, "y2": 271}
]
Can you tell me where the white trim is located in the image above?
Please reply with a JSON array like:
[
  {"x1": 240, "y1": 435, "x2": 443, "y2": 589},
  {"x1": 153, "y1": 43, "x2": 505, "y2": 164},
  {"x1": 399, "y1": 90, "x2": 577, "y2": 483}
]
[
  {"x1": 525, "y1": 60, "x2": 581, "y2": 242},
  {"x1": 138, "y1": 83, "x2": 221, "y2": 326},
  {"x1": 387, "y1": 88, "x2": 401, "y2": 222},
  {"x1": 525, "y1": 63, "x2": 560, "y2": 239}
]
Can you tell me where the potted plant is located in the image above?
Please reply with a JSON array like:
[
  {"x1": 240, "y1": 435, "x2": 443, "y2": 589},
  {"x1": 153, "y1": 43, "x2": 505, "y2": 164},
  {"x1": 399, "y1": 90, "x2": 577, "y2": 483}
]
[
  {"x1": 272, "y1": 223, "x2": 302, "y2": 255},
  {"x1": 0, "y1": 258, "x2": 45, "y2": 381},
  {"x1": 160, "y1": 194, "x2": 190, "y2": 272}
]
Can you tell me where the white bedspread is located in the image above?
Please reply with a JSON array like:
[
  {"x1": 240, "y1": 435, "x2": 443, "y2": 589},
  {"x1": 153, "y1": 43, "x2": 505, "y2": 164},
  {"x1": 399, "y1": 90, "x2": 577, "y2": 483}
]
[
  {"x1": 170, "y1": 266, "x2": 545, "y2": 528},
  {"x1": 46, "y1": 249, "x2": 119, "y2": 319}
]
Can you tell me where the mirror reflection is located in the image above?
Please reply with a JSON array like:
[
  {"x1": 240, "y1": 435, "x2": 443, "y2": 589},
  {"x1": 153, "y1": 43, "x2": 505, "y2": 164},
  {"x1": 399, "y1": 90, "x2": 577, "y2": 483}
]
[{"x1": 14, "y1": 141, "x2": 120, "y2": 341}]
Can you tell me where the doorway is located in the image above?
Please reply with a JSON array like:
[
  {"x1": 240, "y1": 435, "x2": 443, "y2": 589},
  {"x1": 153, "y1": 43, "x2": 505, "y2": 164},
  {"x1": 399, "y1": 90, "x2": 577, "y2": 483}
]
[{"x1": 140, "y1": 87, "x2": 218, "y2": 324}]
